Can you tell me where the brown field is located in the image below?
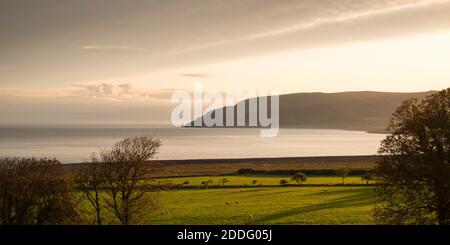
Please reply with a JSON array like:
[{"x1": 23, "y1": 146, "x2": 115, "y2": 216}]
[
  {"x1": 134, "y1": 156, "x2": 376, "y2": 177},
  {"x1": 65, "y1": 155, "x2": 377, "y2": 177},
  {"x1": 147, "y1": 161, "x2": 376, "y2": 177}
]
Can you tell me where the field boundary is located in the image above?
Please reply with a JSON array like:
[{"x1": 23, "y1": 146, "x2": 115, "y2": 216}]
[{"x1": 151, "y1": 184, "x2": 378, "y2": 190}]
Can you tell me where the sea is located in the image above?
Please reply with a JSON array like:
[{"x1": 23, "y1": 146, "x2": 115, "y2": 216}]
[{"x1": 0, "y1": 125, "x2": 386, "y2": 163}]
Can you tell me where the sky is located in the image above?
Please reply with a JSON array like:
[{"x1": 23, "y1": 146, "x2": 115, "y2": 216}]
[{"x1": 1, "y1": 0, "x2": 450, "y2": 124}]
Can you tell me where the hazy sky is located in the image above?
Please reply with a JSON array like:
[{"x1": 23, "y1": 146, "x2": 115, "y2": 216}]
[{"x1": 1, "y1": 0, "x2": 450, "y2": 124}]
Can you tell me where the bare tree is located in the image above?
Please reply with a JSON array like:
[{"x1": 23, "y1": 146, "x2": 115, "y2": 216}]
[
  {"x1": 100, "y1": 136, "x2": 161, "y2": 224},
  {"x1": 74, "y1": 154, "x2": 105, "y2": 225},
  {"x1": 361, "y1": 173, "x2": 374, "y2": 185},
  {"x1": 338, "y1": 168, "x2": 350, "y2": 184}
]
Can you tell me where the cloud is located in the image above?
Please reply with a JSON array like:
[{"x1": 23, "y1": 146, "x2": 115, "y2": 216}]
[
  {"x1": 117, "y1": 83, "x2": 133, "y2": 94},
  {"x1": 179, "y1": 73, "x2": 212, "y2": 79},
  {"x1": 242, "y1": 0, "x2": 449, "y2": 41},
  {"x1": 80, "y1": 45, "x2": 148, "y2": 53},
  {"x1": 72, "y1": 83, "x2": 137, "y2": 98},
  {"x1": 173, "y1": 0, "x2": 450, "y2": 54},
  {"x1": 71, "y1": 83, "x2": 173, "y2": 101}
]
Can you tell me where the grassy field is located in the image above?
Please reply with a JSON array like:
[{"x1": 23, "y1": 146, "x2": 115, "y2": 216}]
[
  {"x1": 148, "y1": 186, "x2": 378, "y2": 224},
  {"x1": 154, "y1": 175, "x2": 373, "y2": 186},
  {"x1": 80, "y1": 175, "x2": 379, "y2": 224},
  {"x1": 76, "y1": 158, "x2": 379, "y2": 225}
]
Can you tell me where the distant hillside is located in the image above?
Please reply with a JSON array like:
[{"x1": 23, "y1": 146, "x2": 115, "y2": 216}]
[{"x1": 187, "y1": 91, "x2": 435, "y2": 133}]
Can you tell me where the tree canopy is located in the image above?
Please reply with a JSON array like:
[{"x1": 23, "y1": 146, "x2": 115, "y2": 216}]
[{"x1": 374, "y1": 88, "x2": 450, "y2": 224}]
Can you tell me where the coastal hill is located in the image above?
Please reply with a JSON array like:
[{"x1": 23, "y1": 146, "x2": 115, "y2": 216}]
[{"x1": 187, "y1": 91, "x2": 435, "y2": 133}]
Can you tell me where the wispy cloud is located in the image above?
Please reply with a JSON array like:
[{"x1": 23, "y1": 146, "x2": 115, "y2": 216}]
[
  {"x1": 80, "y1": 45, "x2": 148, "y2": 53},
  {"x1": 179, "y1": 73, "x2": 212, "y2": 79},
  {"x1": 174, "y1": 0, "x2": 450, "y2": 54},
  {"x1": 242, "y1": 0, "x2": 450, "y2": 41}
]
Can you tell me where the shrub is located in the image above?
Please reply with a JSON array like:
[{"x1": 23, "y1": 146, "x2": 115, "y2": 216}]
[
  {"x1": 279, "y1": 179, "x2": 289, "y2": 185},
  {"x1": 0, "y1": 157, "x2": 79, "y2": 225}
]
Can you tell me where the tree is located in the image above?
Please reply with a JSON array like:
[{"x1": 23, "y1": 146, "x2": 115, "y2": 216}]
[
  {"x1": 252, "y1": 180, "x2": 258, "y2": 186},
  {"x1": 361, "y1": 173, "x2": 373, "y2": 185},
  {"x1": 100, "y1": 136, "x2": 161, "y2": 224},
  {"x1": 74, "y1": 154, "x2": 105, "y2": 225},
  {"x1": 338, "y1": 168, "x2": 350, "y2": 184},
  {"x1": 0, "y1": 157, "x2": 79, "y2": 225},
  {"x1": 291, "y1": 172, "x2": 307, "y2": 185},
  {"x1": 374, "y1": 88, "x2": 450, "y2": 224}
]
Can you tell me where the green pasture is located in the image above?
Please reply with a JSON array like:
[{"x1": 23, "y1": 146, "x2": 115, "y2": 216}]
[
  {"x1": 80, "y1": 185, "x2": 379, "y2": 224},
  {"x1": 154, "y1": 175, "x2": 372, "y2": 186},
  {"x1": 149, "y1": 186, "x2": 378, "y2": 224}
]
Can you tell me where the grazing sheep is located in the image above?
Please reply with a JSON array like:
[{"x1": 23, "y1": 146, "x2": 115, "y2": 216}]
[{"x1": 247, "y1": 214, "x2": 254, "y2": 224}]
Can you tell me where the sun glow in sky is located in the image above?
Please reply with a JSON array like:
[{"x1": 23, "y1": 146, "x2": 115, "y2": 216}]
[
  {"x1": 0, "y1": 0, "x2": 449, "y2": 124},
  {"x1": 160, "y1": 30, "x2": 450, "y2": 94}
]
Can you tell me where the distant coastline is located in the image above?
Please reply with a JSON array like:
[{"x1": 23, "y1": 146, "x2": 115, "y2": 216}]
[
  {"x1": 187, "y1": 91, "x2": 435, "y2": 134},
  {"x1": 183, "y1": 125, "x2": 387, "y2": 134}
]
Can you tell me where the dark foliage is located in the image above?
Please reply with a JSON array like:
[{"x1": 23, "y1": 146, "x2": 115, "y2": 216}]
[
  {"x1": 374, "y1": 88, "x2": 450, "y2": 224},
  {"x1": 0, "y1": 157, "x2": 79, "y2": 224},
  {"x1": 291, "y1": 172, "x2": 307, "y2": 185}
]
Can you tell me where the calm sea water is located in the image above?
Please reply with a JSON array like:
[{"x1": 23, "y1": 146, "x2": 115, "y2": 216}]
[{"x1": 0, "y1": 125, "x2": 386, "y2": 163}]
